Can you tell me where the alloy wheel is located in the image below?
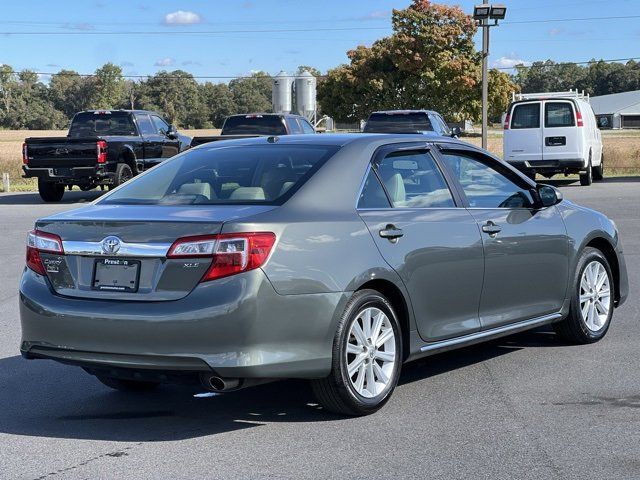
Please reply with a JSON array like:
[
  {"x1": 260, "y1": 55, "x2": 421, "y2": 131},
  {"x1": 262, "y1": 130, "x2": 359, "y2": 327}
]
[
  {"x1": 345, "y1": 307, "x2": 397, "y2": 398},
  {"x1": 579, "y1": 260, "x2": 611, "y2": 332}
]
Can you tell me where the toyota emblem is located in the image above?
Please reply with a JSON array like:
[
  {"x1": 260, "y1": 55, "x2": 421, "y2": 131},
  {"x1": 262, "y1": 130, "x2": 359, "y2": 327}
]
[{"x1": 101, "y1": 236, "x2": 121, "y2": 255}]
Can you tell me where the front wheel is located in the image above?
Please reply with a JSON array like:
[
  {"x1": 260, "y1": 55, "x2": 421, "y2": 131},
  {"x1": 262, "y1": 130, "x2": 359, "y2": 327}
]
[
  {"x1": 553, "y1": 247, "x2": 614, "y2": 344},
  {"x1": 37, "y1": 180, "x2": 64, "y2": 202},
  {"x1": 310, "y1": 289, "x2": 403, "y2": 416}
]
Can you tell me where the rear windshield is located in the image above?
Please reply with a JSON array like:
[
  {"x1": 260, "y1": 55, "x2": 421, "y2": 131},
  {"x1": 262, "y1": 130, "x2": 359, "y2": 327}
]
[
  {"x1": 69, "y1": 112, "x2": 137, "y2": 137},
  {"x1": 222, "y1": 115, "x2": 287, "y2": 135},
  {"x1": 100, "y1": 144, "x2": 339, "y2": 205},
  {"x1": 510, "y1": 103, "x2": 540, "y2": 129},
  {"x1": 545, "y1": 102, "x2": 575, "y2": 127},
  {"x1": 363, "y1": 113, "x2": 434, "y2": 134}
]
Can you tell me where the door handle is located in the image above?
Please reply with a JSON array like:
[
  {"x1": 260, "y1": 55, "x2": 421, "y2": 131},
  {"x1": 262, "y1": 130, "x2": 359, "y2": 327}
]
[
  {"x1": 379, "y1": 224, "x2": 404, "y2": 242},
  {"x1": 481, "y1": 221, "x2": 501, "y2": 236}
]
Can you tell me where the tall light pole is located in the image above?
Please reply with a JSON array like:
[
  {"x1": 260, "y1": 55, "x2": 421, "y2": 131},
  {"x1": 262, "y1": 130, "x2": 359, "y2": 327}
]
[{"x1": 473, "y1": 4, "x2": 507, "y2": 150}]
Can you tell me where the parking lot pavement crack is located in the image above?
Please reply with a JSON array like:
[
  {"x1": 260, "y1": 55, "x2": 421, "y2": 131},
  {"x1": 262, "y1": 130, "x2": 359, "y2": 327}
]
[
  {"x1": 481, "y1": 362, "x2": 564, "y2": 479},
  {"x1": 31, "y1": 443, "x2": 143, "y2": 480}
]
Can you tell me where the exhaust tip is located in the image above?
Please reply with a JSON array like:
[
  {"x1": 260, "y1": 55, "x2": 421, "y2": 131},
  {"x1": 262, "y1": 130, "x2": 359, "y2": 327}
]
[{"x1": 200, "y1": 374, "x2": 240, "y2": 392}]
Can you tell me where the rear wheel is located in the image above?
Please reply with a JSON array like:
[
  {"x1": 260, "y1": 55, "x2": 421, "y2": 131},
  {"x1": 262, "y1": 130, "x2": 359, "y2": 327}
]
[
  {"x1": 593, "y1": 154, "x2": 604, "y2": 181},
  {"x1": 310, "y1": 289, "x2": 402, "y2": 416},
  {"x1": 96, "y1": 375, "x2": 160, "y2": 392},
  {"x1": 109, "y1": 163, "x2": 133, "y2": 191},
  {"x1": 580, "y1": 159, "x2": 593, "y2": 186},
  {"x1": 553, "y1": 247, "x2": 614, "y2": 344},
  {"x1": 37, "y1": 180, "x2": 64, "y2": 202}
]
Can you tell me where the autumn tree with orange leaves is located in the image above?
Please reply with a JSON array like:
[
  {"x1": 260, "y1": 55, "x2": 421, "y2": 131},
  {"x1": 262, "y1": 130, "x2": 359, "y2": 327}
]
[{"x1": 318, "y1": 0, "x2": 516, "y2": 123}]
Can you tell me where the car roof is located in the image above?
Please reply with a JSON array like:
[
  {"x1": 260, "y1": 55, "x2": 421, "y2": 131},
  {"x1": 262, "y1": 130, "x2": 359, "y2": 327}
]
[
  {"x1": 192, "y1": 133, "x2": 473, "y2": 149},
  {"x1": 79, "y1": 109, "x2": 158, "y2": 115},
  {"x1": 369, "y1": 110, "x2": 440, "y2": 116}
]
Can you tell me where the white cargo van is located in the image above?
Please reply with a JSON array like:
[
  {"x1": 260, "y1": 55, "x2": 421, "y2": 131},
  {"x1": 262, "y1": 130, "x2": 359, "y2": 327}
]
[{"x1": 503, "y1": 91, "x2": 603, "y2": 185}]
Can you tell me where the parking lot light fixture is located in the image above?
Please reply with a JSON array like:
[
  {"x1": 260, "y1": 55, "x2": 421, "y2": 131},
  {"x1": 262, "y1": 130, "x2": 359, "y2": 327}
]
[{"x1": 473, "y1": 3, "x2": 507, "y2": 149}]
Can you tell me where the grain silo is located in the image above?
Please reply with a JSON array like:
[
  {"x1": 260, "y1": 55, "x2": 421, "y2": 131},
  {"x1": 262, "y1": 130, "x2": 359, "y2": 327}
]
[
  {"x1": 294, "y1": 70, "x2": 317, "y2": 121},
  {"x1": 272, "y1": 71, "x2": 293, "y2": 114}
]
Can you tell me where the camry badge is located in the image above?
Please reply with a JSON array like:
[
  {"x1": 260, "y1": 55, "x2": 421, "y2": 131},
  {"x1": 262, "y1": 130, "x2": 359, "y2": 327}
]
[{"x1": 101, "y1": 236, "x2": 122, "y2": 255}]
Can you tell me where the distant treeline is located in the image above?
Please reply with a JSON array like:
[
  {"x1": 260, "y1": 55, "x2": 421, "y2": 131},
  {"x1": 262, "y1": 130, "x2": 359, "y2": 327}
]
[{"x1": 1, "y1": 57, "x2": 639, "y2": 130}]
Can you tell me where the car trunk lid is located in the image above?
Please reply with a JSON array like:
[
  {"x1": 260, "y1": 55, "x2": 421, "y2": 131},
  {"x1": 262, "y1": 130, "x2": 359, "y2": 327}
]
[{"x1": 35, "y1": 204, "x2": 276, "y2": 301}]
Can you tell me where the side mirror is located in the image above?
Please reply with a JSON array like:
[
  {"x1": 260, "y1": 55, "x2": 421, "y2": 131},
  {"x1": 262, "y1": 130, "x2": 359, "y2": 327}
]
[
  {"x1": 537, "y1": 184, "x2": 563, "y2": 207},
  {"x1": 451, "y1": 126, "x2": 461, "y2": 138},
  {"x1": 166, "y1": 124, "x2": 178, "y2": 138}
]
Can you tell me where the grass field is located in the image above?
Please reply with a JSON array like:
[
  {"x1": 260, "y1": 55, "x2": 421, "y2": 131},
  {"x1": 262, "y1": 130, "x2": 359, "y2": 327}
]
[{"x1": 1, "y1": 129, "x2": 639, "y2": 192}]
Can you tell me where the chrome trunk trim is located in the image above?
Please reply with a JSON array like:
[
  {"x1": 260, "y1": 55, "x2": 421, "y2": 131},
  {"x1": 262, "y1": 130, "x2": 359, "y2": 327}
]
[{"x1": 62, "y1": 240, "x2": 171, "y2": 257}]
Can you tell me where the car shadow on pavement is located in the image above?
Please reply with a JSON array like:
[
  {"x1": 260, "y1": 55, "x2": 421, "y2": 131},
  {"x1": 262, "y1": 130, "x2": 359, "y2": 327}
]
[
  {"x1": 0, "y1": 190, "x2": 104, "y2": 205},
  {"x1": 0, "y1": 328, "x2": 560, "y2": 442}
]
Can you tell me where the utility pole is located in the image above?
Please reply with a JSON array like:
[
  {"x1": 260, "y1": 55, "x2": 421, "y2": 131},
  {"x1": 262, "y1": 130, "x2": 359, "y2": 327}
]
[{"x1": 473, "y1": 4, "x2": 507, "y2": 150}]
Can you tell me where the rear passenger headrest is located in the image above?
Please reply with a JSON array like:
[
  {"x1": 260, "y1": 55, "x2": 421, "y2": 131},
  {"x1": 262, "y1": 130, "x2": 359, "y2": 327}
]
[{"x1": 229, "y1": 187, "x2": 266, "y2": 200}]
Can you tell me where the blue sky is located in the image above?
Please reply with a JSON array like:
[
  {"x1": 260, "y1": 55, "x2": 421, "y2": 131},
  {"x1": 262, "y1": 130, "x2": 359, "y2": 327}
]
[{"x1": 1, "y1": 0, "x2": 638, "y2": 81}]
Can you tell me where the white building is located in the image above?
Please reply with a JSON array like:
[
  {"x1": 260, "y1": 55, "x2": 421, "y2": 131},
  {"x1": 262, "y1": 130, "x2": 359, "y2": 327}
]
[{"x1": 590, "y1": 90, "x2": 640, "y2": 129}]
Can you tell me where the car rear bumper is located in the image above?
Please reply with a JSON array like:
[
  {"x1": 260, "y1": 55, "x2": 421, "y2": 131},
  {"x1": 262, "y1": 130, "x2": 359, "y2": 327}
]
[
  {"x1": 22, "y1": 165, "x2": 113, "y2": 184},
  {"x1": 19, "y1": 267, "x2": 347, "y2": 379},
  {"x1": 506, "y1": 159, "x2": 586, "y2": 173}
]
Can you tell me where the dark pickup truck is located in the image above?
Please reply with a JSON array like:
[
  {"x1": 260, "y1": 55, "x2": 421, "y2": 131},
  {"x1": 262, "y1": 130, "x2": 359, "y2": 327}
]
[
  {"x1": 23, "y1": 110, "x2": 191, "y2": 202},
  {"x1": 363, "y1": 110, "x2": 460, "y2": 137},
  {"x1": 190, "y1": 113, "x2": 316, "y2": 147}
]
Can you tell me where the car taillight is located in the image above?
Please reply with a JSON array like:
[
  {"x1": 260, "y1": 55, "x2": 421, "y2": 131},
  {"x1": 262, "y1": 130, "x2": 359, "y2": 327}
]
[
  {"x1": 576, "y1": 109, "x2": 584, "y2": 127},
  {"x1": 26, "y1": 230, "x2": 64, "y2": 275},
  {"x1": 96, "y1": 140, "x2": 107, "y2": 163},
  {"x1": 503, "y1": 113, "x2": 511, "y2": 130},
  {"x1": 22, "y1": 143, "x2": 29, "y2": 165},
  {"x1": 167, "y1": 232, "x2": 276, "y2": 282}
]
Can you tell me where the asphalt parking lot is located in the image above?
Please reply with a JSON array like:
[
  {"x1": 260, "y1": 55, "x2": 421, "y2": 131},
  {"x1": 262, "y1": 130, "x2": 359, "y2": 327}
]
[{"x1": 0, "y1": 178, "x2": 638, "y2": 480}]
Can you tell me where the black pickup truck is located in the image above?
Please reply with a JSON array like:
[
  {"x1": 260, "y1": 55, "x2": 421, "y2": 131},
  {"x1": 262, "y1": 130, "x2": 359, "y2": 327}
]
[
  {"x1": 23, "y1": 110, "x2": 191, "y2": 202},
  {"x1": 190, "y1": 113, "x2": 316, "y2": 147}
]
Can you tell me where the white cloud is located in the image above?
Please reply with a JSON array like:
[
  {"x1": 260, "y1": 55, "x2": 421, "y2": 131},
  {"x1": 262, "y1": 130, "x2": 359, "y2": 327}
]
[
  {"x1": 492, "y1": 55, "x2": 531, "y2": 70},
  {"x1": 164, "y1": 10, "x2": 202, "y2": 25},
  {"x1": 154, "y1": 57, "x2": 174, "y2": 67}
]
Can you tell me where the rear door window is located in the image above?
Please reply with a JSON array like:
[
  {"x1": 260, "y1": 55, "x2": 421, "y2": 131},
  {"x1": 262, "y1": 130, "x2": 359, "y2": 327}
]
[
  {"x1": 545, "y1": 102, "x2": 575, "y2": 128},
  {"x1": 135, "y1": 114, "x2": 156, "y2": 136},
  {"x1": 299, "y1": 119, "x2": 316, "y2": 134},
  {"x1": 285, "y1": 117, "x2": 302, "y2": 134},
  {"x1": 359, "y1": 150, "x2": 455, "y2": 208},
  {"x1": 151, "y1": 115, "x2": 170, "y2": 134},
  {"x1": 510, "y1": 103, "x2": 540, "y2": 129}
]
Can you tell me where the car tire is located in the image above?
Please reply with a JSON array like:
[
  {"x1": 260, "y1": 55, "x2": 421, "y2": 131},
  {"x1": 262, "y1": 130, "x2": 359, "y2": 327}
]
[
  {"x1": 96, "y1": 375, "x2": 160, "y2": 392},
  {"x1": 593, "y1": 154, "x2": 604, "y2": 181},
  {"x1": 553, "y1": 247, "x2": 614, "y2": 344},
  {"x1": 310, "y1": 289, "x2": 403, "y2": 416},
  {"x1": 109, "y1": 163, "x2": 133, "y2": 191},
  {"x1": 580, "y1": 159, "x2": 593, "y2": 186},
  {"x1": 37, "y1": 180, "x2": 65, "y2": 202}
]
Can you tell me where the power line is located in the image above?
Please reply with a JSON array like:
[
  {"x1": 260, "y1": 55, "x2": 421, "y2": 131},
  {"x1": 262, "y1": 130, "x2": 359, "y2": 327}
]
[{"x1": 1, "y1": 15, "x2": 640, "y2": 35}]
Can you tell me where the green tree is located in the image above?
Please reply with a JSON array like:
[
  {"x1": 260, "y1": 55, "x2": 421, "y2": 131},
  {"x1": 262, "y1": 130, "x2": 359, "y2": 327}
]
[
  {"x1": 200, "y1": 82, "x2": 237, "y2": 127},
  {"x1": 138, "y1": 70, "x2": 205, "y2": 127},
  {"x1": 488, "y1": 69, "x2": 518, "y2": 122},
  {"x1": 49, "y1": 70, "x2": 94, "y2": 118},
  {"x1": 229, "y1": 72, "x2": 272, "y2": 113},
  {"x1": 93, "y1": 63, "x2": 125, "y2": 109},
  {"x1": 318, "y1": 0, "x2": 482, "y2": 122}
]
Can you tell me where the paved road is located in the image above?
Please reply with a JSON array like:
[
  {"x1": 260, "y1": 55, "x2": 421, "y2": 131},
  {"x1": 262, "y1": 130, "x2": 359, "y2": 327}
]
[{"x1": 0, "y1": 180, "x2": 638, "y2": 480}]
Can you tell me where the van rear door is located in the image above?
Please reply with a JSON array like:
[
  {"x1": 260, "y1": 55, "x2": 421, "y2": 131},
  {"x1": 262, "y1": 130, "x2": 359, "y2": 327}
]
[
  {"x1": 541, "y1": 100, "x2": 581, "y2": 162},
  {"x1": 504, "y1": 101, "x2": 542, "y2": 164}
]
